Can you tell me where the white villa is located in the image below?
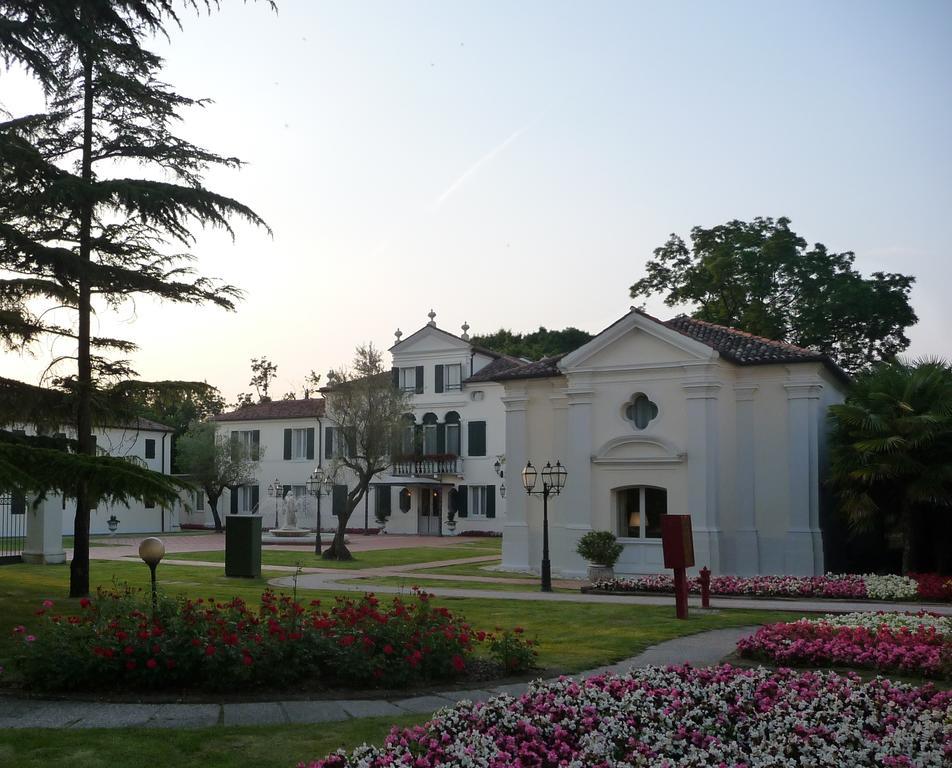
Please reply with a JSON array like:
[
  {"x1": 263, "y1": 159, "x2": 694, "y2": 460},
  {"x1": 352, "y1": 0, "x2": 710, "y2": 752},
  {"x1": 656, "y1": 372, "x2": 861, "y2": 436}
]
[{"x1": 18, "y1": 307, "x2": 848, "y2": 579}]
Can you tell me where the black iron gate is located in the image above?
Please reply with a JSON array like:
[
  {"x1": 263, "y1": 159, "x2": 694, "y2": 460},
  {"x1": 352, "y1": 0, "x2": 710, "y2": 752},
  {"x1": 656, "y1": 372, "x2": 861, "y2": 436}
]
[{"x1": 0, "y1": 493, "x2": 26, "y2": 563}]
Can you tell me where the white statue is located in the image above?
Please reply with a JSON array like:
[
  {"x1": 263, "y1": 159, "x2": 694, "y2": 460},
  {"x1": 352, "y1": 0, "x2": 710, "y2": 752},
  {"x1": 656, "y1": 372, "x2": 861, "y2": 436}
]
[{"x1": 282, "y1": 493, "x2": 299, "y2": 529}]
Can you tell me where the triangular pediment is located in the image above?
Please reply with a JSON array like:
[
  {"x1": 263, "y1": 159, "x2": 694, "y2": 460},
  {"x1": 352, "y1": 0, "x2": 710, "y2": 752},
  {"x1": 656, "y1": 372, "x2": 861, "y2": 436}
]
[
  {"x1": 390, "y1": 325, "x2": 472, "y2": 356},
  {"x1": 560, "y1": 309, "x2": 717, "y2": 372}
]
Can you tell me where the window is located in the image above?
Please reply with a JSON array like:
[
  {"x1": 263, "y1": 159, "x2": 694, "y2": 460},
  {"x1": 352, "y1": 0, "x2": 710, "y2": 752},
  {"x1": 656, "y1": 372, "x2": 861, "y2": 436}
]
[
  {"x1": 445, "y1": 364, "x2": 462, "y2": 391},
  {"x1": 470, "y1": 390, "x2": 484, "y2": 401},
  {"x1": 422, "y1": 413, "x2": 438, "y2": 455},
  {"x1": 625, "y1": 393, "x2": 658, "y2": 430},
  {"x1": 239, "y1": 486, "x2": 256, "y2": 513},
  {"x1": 617, "y1": 487, "x2": 666, "y2": 539},
  {"x1": 145, "y1": 499, "x2": 155, "y2": 509},
  {"x1": 467, "y1": 421, "x2": 486, "y2": 456},
  {"x1": 399, "y1": 367, "x2": 417, "y2": 392},
  {"x1": 195, "y1": 491, "x2": 205, "y2": 511},
  {"x1": 470, "y1": 486, "x2": 488, "y2": 517},
  {"x1": 291, "y1": 428, "x2": 308, "y2": 459},
  {"x1": 445, "y1": 411, "x2": 461, "y2": 455},
  {"x1": 145, "y1": 438, "x2": 156, "y2": 459},
  {"x1": 231, "y1": 429, "x2": 260, "y2": 459}
]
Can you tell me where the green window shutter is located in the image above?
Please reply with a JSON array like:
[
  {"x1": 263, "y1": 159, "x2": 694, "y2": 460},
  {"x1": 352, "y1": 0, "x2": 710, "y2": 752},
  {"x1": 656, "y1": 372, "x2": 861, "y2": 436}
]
[
  {"x1": 252, "y1": 430, "x2": 260, "y2": 460},
  {"x1": 436, "y1": 423, "x2": 446, "y2": 453},
  {"x1": 486, "y1": 485, "x2": 496, "y2": 518},
  {"x1": 468, "y1": 421, "x2": 486, "y2": 457},
  {"x1": 251, "y1": 485, "x2": 260, "y2": 512},
  {"x1": 283, "y1": 428, "x2": 292, "y2": 460},
  {"x1": 325, "y1": 427, "x2": 334, "y2": 459},
  {"x1": 332, "y1": 484, "x2": 348, "y2": 517},
  {"x1": 376, "y1": 487, "x2": 392, "y2": 518},
  {"x1": 391, "y1": 366, "x2": 400, "y2": 389},
  {"x1": 306, "y1": 427, "x2": 315, "y2": 460},
  {"x1": 415, "y1": 365, "x2": 424, "y2": 394},
  {"x1": 145, "y1": 439, "x2": 156, "y2": 459},
  {"x1": 457, "y1": 485, "x2": 468, "y2": 518},
  {"x1": 230, "y1": 488, "x2": 238, "y2": 515},
  {"x1": 434, "y1": 364, "x2": 444, "y2": 393}
]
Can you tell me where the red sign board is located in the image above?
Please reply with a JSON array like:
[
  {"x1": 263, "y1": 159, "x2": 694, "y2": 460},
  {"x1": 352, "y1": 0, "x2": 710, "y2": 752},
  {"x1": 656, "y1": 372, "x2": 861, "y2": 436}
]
[{"x1": 661, "y1": 515, "x2": 695, "y2": 569}]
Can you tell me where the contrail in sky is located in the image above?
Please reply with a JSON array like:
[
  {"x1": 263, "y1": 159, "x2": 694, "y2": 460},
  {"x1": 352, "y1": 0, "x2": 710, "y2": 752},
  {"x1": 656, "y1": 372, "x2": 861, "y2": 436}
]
[{"x1": 432, "y1": 121, "x2": 534, "y2": 211}]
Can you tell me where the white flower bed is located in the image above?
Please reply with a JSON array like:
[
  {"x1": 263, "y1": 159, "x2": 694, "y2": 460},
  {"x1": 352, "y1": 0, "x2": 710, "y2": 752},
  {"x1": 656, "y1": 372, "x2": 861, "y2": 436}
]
[
  {"x1": 306, "y1": 665, "x2": 952, "y2": 768},
  {"x1": 864, "y1": 574, "x2": 920, "y2": 600},
  {"x1": 807, "y1": 610, "x2": 951, "y2": 634}
]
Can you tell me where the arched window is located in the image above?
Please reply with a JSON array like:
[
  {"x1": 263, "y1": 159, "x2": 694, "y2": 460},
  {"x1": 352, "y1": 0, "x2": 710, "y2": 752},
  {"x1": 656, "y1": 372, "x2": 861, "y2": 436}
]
[
  {"x1": 445, "y1": 411, "x2": 461, "y2": 456},
  {"x1": 624, "y1": 393, "x2": 658, "y2": 430},
  {"x1": 401, "y1": 414, "x2": 416, "y2": 455},
  {"x1": 616, "y1": 486, "x2": 666, "y2": 539},
  {"x1": 422, "y1": 412, "x2": 438, "y2": 455}
]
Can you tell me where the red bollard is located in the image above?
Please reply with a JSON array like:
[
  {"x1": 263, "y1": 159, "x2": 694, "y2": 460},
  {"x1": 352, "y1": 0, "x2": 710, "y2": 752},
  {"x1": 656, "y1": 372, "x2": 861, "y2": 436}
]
[{"x1": 699, "y1": 566, "x2": 711, "y2": 609}]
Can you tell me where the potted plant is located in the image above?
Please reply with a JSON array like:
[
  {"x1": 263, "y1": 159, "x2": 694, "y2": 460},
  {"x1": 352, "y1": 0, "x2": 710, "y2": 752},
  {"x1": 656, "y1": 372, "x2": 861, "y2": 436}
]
[{"x1": 576, "y1": 531, "x2": 623, "y2": 583}]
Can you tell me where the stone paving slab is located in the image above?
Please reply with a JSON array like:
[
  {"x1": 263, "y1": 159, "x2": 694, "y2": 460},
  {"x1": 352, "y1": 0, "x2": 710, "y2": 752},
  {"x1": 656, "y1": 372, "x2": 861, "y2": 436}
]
[
  {"x1": 282, "y1": 700, "x2": 349, "y2": 724},
  {"x1": 392, "y1": 695, "x2": 454, "y2": 714},
  {"x1": 438, "y1": 688, "x2": 494, "y2": 704},
  {"x1": 491, "y1": 682, "x2": 530, "y2": 697},
  {"x1": 337, "y1": 699, "x2": 404, "y2": 719},
  {"x1": 143, "y1": 703, "x2": 221, "y2": 729},
  {"x1": 70, "y1": 703, "x2": 162, "y2": 729},
  {"x1": 222, "y1": 701, "x2": 288, "y2": 726}
]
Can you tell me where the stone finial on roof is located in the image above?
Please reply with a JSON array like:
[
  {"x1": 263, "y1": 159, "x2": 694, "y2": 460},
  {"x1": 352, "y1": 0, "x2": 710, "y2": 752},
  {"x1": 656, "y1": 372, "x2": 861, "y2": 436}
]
[
  {"x1": 427, "y1": 309, "x2": 437, "y2": 326},
  {"x1": 461, "y1": 321, "x2": 470, "y2": 341},
  {"x1": 394, "y1": 328, "x2": 403, "y2": 343}
]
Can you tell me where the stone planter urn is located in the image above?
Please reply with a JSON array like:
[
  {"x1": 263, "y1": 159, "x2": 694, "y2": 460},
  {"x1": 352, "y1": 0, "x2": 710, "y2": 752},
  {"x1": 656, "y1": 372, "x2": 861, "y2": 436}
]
[{"x1": 586, "y1": 564, "x2": 614, "y2": 583}]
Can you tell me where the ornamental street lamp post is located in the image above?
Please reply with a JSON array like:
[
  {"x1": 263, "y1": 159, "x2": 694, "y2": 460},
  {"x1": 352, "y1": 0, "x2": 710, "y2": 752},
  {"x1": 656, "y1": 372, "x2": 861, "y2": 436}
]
[
  {"x1": 267, "y1": 478, "x2": 281, "y2": 528},
  {"x1": 138, "y1": 537, "x2": 166, "y2": 619},
  {"x1": 306, "y1": 468, "x2": 333, "y2": 555},
  {"x1": 521, "y1": 460, "x2": 567, "y2": 593}
]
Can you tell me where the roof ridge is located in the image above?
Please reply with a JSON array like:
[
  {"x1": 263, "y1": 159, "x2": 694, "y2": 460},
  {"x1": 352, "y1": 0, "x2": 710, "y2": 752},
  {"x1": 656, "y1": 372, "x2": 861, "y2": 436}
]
[{"x1": 665, "y1": 315, "x2": 818, "y2": 355}]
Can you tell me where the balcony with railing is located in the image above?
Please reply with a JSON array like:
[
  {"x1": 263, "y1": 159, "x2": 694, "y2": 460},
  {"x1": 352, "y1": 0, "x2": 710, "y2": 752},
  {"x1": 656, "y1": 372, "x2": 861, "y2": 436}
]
[{"x1": 391, "y1": 454, "x2": 462, "y2": 477}]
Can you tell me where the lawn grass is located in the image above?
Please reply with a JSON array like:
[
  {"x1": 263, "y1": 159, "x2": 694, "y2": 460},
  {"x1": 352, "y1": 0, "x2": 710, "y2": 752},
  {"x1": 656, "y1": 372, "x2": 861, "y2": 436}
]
[
  {"x1": 0, "y1": 559, "x2": 804, "y2": 678},
  {"x1": 168, "y1": 542, "x2": 500, "y2": 570},
  {"x1": 408, "y1": 560, "x2": 539, "y2": 579},
  {"x1": 338, "y1": 575, "x2": 577, "y2": 594},
  {"x1": 0, "y1": 714, "x2": 423, "y2": 768}
]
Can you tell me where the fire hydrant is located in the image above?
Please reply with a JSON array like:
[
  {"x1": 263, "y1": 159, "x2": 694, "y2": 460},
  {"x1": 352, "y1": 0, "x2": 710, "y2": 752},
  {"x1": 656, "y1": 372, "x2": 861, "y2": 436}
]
[{"x1": 699, "y1": 566, "x2": 711, "y2": 609}]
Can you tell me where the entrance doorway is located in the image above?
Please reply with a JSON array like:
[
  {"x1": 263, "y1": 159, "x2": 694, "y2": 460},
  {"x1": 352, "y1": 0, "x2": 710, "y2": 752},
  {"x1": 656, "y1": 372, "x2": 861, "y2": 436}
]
[{"x1": 417, "y1": 488, "x2": 442, "y2": 536}]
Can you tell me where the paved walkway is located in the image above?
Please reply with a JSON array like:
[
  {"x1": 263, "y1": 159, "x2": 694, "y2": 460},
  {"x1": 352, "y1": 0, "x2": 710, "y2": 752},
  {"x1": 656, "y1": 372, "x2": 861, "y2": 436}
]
[{"x1": 0, "y1": 626, "x2": 756, "y2": 730}]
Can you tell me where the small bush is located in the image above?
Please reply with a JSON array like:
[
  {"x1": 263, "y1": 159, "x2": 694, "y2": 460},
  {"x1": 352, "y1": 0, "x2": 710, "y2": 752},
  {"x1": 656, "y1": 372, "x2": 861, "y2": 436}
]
[
  {"x1": 576, "y1": 531, "x2": 623, "y2": 567},
  {"x1": 485, "y1": 627, "x2": 537, "y2": 674},
  {"x1": 12, "y1": 585, "x2": 527, "y2": 692}
]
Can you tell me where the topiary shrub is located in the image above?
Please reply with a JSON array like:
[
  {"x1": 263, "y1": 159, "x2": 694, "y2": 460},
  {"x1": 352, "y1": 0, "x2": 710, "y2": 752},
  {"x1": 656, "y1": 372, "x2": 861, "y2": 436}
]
[{"x1": 576, "y1": 531, "x2": 623, "y2": 567}]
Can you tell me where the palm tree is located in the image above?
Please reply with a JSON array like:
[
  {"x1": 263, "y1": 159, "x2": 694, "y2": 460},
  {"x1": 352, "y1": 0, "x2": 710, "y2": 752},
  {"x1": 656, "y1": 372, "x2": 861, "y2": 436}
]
[{"x1": 828, "y1": 358, "x2": 952, "y2": 573}]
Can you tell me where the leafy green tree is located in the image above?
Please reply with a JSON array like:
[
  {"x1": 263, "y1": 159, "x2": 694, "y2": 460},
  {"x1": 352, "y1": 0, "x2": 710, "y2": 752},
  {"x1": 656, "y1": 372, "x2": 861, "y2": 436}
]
[
  {"x1": 0, "y1": 1, "x2": 271, "y2": 596},
  {"x1": 321, "y1": 344, "x2": 409, "y2": 560},
  {"x1": 176, "y1": 421, "x2": 260, "y2": 532},
  {"x1": 630, "y1": 217, "x2": 917, "y2": 373},
  {"x1": 470, "y1": 326, "x2": 593, "y2": 360},
  {"x1": 119, "y1": 381, "x2": 225, "y2": 472},
  {"x1": 828, "y1": 359, "x2": 952, "y2": 573}
]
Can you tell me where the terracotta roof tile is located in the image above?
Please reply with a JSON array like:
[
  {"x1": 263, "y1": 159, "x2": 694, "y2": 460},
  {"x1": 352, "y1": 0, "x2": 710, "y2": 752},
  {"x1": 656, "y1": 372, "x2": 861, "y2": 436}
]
[{"x1": 212, "y1": 398, "x2": 325, "y2": 422}]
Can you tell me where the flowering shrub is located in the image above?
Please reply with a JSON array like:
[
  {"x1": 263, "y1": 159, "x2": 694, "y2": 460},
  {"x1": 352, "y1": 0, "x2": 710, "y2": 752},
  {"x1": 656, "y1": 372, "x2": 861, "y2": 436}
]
[
  {"x1": 12, "y1": 586, "x2": 535, "y2": 692},
  {"x1": 305, "y1": 665, "x2": 952, "y2": 767},
  {"x1": 485, "y1": 627, "x2": 537, "y2": 673},
  {"x1": 737, "y1": 611, "x2": 952, "y2": 679},
  {"x1": 591, "y1": 572, "x2": 952, "y2": 601},
  {"x1": 911, "y1": 573, "x2": 952, "y2": 601}
]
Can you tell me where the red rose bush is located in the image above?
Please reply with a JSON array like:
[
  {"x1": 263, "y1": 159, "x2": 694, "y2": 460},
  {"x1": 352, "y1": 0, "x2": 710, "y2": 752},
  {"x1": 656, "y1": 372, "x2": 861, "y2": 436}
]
[
  {"x1": 737, "y1": 611, "x2": 952, "y2": 679},
  {"x1": 12, "y1": 585, "x2": 535, "y2": 691}
]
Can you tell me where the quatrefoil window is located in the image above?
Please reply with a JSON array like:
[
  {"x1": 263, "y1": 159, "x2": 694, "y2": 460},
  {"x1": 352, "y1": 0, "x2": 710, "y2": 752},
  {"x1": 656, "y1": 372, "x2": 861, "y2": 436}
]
[{"x1": 625, "y1": 393, "x2": 658, "y2": 430}]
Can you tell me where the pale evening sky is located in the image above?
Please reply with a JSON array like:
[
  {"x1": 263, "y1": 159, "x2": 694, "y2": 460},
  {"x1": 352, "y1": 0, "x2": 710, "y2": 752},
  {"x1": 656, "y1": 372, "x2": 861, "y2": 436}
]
[{"x1": 1, "y1": 1, "x2": 950, "y2": 402}]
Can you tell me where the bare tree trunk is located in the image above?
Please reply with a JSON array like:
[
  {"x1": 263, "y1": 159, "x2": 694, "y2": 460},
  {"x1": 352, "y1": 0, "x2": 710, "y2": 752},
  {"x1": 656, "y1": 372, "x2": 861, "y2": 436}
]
[
  {"x1": 207, "y1": 493, "x2": 223, "y2": 532},
  {"x1": 70, "y1": 47, "x2": 95, "y2": 599}
]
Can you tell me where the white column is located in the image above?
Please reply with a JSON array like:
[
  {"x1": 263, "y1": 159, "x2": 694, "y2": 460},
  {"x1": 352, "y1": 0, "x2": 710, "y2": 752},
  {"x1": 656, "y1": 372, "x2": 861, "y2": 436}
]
[
  {"x1": 553, "y1": 388, "x2": 593, "y2": 577},
  {"x1": 732, "y1": 386, "x2": 760, "y2": 575},
  {"x1": 784, "y1": 379, "x2": 823, "y2": 575},
  {"x1": 501, "y1": 390, "x2": 531, "y2": 571},
  {"x1": 682, "y1": 379, "x2": 721, "y2": 572},
  {"x1": 22, "y1": 497, "x2": 67, "y2": 565}
]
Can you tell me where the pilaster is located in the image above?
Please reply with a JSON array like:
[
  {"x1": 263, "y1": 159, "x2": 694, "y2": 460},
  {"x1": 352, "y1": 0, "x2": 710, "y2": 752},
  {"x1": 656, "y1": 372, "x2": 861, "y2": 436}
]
[
  {"x1": 784, "y1": 378, "x2": 823, "y2": 575},
  {"x1": 682, "y1": 378, "x2": 721, "y2": 572},
  {"x1": 22, "y1": 497, "x2": 66, "y2": 565},
  {"x1": 732, "y1": 385, "x2": 760, "y2": 575},
  {"x1": 500, "y1": 390, "x2": 530, "y2": 570}
]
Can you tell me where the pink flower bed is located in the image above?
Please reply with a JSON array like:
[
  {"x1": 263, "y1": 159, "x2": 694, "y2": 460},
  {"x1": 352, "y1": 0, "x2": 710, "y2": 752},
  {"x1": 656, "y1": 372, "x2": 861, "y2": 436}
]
[
  {"x1": 737, "y1": 614, "x2": 952, "y2": 679},
  {"x1": 591, "y1": 572, "x2": 952, "y2": 601},
  {"x1": 304, "y1": 665, "x2": 952, "y2": 767}
]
